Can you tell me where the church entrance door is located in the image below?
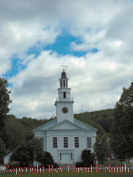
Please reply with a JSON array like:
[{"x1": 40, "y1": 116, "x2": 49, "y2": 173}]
[{"x1": 62, "y1": 153, "x2": 70, "y2": 164}]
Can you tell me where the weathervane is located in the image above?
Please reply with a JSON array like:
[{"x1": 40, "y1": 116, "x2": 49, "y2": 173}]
[{"x1": 61, "y1": 63, "x2": 68, "y2": 71}]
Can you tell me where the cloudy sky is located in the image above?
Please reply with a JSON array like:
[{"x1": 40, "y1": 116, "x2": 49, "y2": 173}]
[{"x1": 1, "y1": 0, "x2": 133, "y2": 119}]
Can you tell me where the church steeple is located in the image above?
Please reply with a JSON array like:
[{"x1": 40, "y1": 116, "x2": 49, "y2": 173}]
[
  {"x1": 55, "y1": 70, "x2": 74, "y2": 122},
  {"x1": 60, "y1": 70, "x2": 68, "y2": 88}
]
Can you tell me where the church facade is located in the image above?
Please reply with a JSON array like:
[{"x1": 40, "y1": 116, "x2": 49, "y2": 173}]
[{"x1": 34, "y1": 71, "x2": 97, "y2": 165}]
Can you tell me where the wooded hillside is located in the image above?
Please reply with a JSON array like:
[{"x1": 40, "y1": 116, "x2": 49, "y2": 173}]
[
  {"x1": 3, "y1": 108, "x2": 114, "y2": 154},
  {"x1": 74, "y1": 109, "x2": 114, "y2": 133}
]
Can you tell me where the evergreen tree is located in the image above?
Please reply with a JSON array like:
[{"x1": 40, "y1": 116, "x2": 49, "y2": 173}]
[{"x1": 111, "y1": 82, "x2": 133, "y2": 160}]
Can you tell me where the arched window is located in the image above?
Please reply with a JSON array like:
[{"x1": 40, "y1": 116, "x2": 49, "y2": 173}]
[
  {"x1": 63, "y1": 80, "x2": 65, "y2": 86},
  {"x1": 63, "y1": 92, "x2": 66, "y2": 98}
]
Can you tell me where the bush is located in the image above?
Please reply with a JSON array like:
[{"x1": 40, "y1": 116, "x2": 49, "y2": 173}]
[
  {"x1": 10, "y1": 145, "x2": 34, "y2": 167},
  {"x1": 52, "y1": 162, "x2": 59, "y2": 168},
  {"x1": 81, "y1": 149, "x2": 94, "y2": 166},
  {"x1": 36, "y1": 151, "x2": 54, "y2": 168},
  {"x1": 76, "y1": 161, "x2": 93, "y2": 167},
  {"x1": 8, "y1": 161, "x2": 20, "y2": 168},
  {"x1": 76, "y1": 162, "x2": 85, "y2": 167}
]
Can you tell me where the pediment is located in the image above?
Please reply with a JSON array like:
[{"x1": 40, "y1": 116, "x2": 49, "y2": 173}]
[
  {"x1": 49, "y1": 120, "x2": 88, "y2": 131},
  {"x1": 34, "y1": 118, "x2": 97, "y2": 132},
  {"x1": 51, "y1": 121, "x2": 80, "y2": 130}
]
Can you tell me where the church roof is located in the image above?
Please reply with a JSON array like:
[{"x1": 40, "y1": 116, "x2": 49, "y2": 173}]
[
  {"x1": 34, "y1": 119, "x2": 57, "y2": 132},
  {"x1": 33, "y1": 118, "x2": 97, "y2": 132}
]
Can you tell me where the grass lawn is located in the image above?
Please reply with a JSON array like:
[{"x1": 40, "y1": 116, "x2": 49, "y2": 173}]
[
  {"x1": 0, "y1": 171, "x2": 133, "y2": 177},
  {"x1": 104, "y1": 161, "x2": 131, "y2": 166}
]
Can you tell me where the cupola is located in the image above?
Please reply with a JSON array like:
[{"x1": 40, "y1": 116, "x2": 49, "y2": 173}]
[{"x1": 59, "y1": 70, "x2": 68, "y2": 88}]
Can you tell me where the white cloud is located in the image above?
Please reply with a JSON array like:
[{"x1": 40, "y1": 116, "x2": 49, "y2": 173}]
[
  {"x1": 0, "y1": 18, "x2": 60, "y2": 75},
  {"x1": 0, "y1": 0, "x2": 132, "y2": 118},
  {"x1": 9, "y1": 50, "x2": 133, "y2": 118}
]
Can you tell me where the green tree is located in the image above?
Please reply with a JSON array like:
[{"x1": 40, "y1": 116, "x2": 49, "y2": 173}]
[
  {"x1": 30, "y1": 137, "x2": 44, "y2": 161},
  {"x1": 94, "y1": 134, "x2": 109, "y2": 164},
  {"x1": 10, "y1": 144, "x2": 34, "y2": 166},
  {"x1": 25, "y1": 129, "x2": 34, "y2": 142},
  {"x1": 19, "y1": 117, "x2": 49, "y2": 130},
  {"x1": 36, "y1": 151, "x2": 54, "y2": 167},
  {"x1": 0, "y1": 78, "x2": 11, "y2": 136},
  {"x1": 111, "y1": 82, "x2": 133, "y2": 161},
  {"x1": 0, "y1": 78, "x2": 11, "y2": 163},
  {"x1": 4, "y1": 115, "x2": 26, "y2": 151},
  {"x1": 0, "y1": 138, "x2": 5, "y2": 164},
  {"x1": 10, "y1": 137, "x2": 43, "y2": 166},
  {"x1": 81, "y1": 149, "x2": 94, "y2": 166}
]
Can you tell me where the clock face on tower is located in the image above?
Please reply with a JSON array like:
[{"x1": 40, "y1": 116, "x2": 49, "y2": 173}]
[{"x1": 62, "y1": 107, "x2": 68, "y2": 113}]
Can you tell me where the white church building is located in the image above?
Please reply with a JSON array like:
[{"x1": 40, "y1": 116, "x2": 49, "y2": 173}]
[{"x1": 34, "y1": 70, "x2": 97, "y2": 165}]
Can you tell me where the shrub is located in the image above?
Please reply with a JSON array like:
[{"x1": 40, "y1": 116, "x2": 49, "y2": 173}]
[
  {"x1": 76, "y1": 161, "x2": 92, "y2": 167},
  {"x1": 9, "y1": 145, "x2": 34, "y2": 167},
  {"x1": 8, "y1": 161, "x2": 20, "y2": 168},
  {"x1": 52, "y1": 162, "x2": 59, "y2": 168},
  {"x1": 76, "y1": 162, "x2": 85, "y2": 167},
  {"x1": 81, "y1": 149, "x2": 94, "y2": 166},
  {"x1": 36, "y1": 151, "x2": 54, "y2": 168}
]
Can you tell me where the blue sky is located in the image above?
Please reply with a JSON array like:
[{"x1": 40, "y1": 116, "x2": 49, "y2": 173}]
[
  {"x1": 1, "y1": 0, "x2": 133, "y2": 118},
  {"x1": 4, "y1": 31, "x2": 99, "y2": 80},
  {"x1": 44, "y1": 32, "x2": 87, "y2": 56}
]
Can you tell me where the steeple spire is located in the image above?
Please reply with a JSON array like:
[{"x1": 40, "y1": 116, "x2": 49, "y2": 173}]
[{"x1": 59, "y1": 70, "x2": 68, "y2": 88}]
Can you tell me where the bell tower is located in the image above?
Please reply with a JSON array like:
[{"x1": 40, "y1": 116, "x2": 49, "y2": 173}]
[{"x1": 55, "y1": 70, "x2": 74, "y2": 122}]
